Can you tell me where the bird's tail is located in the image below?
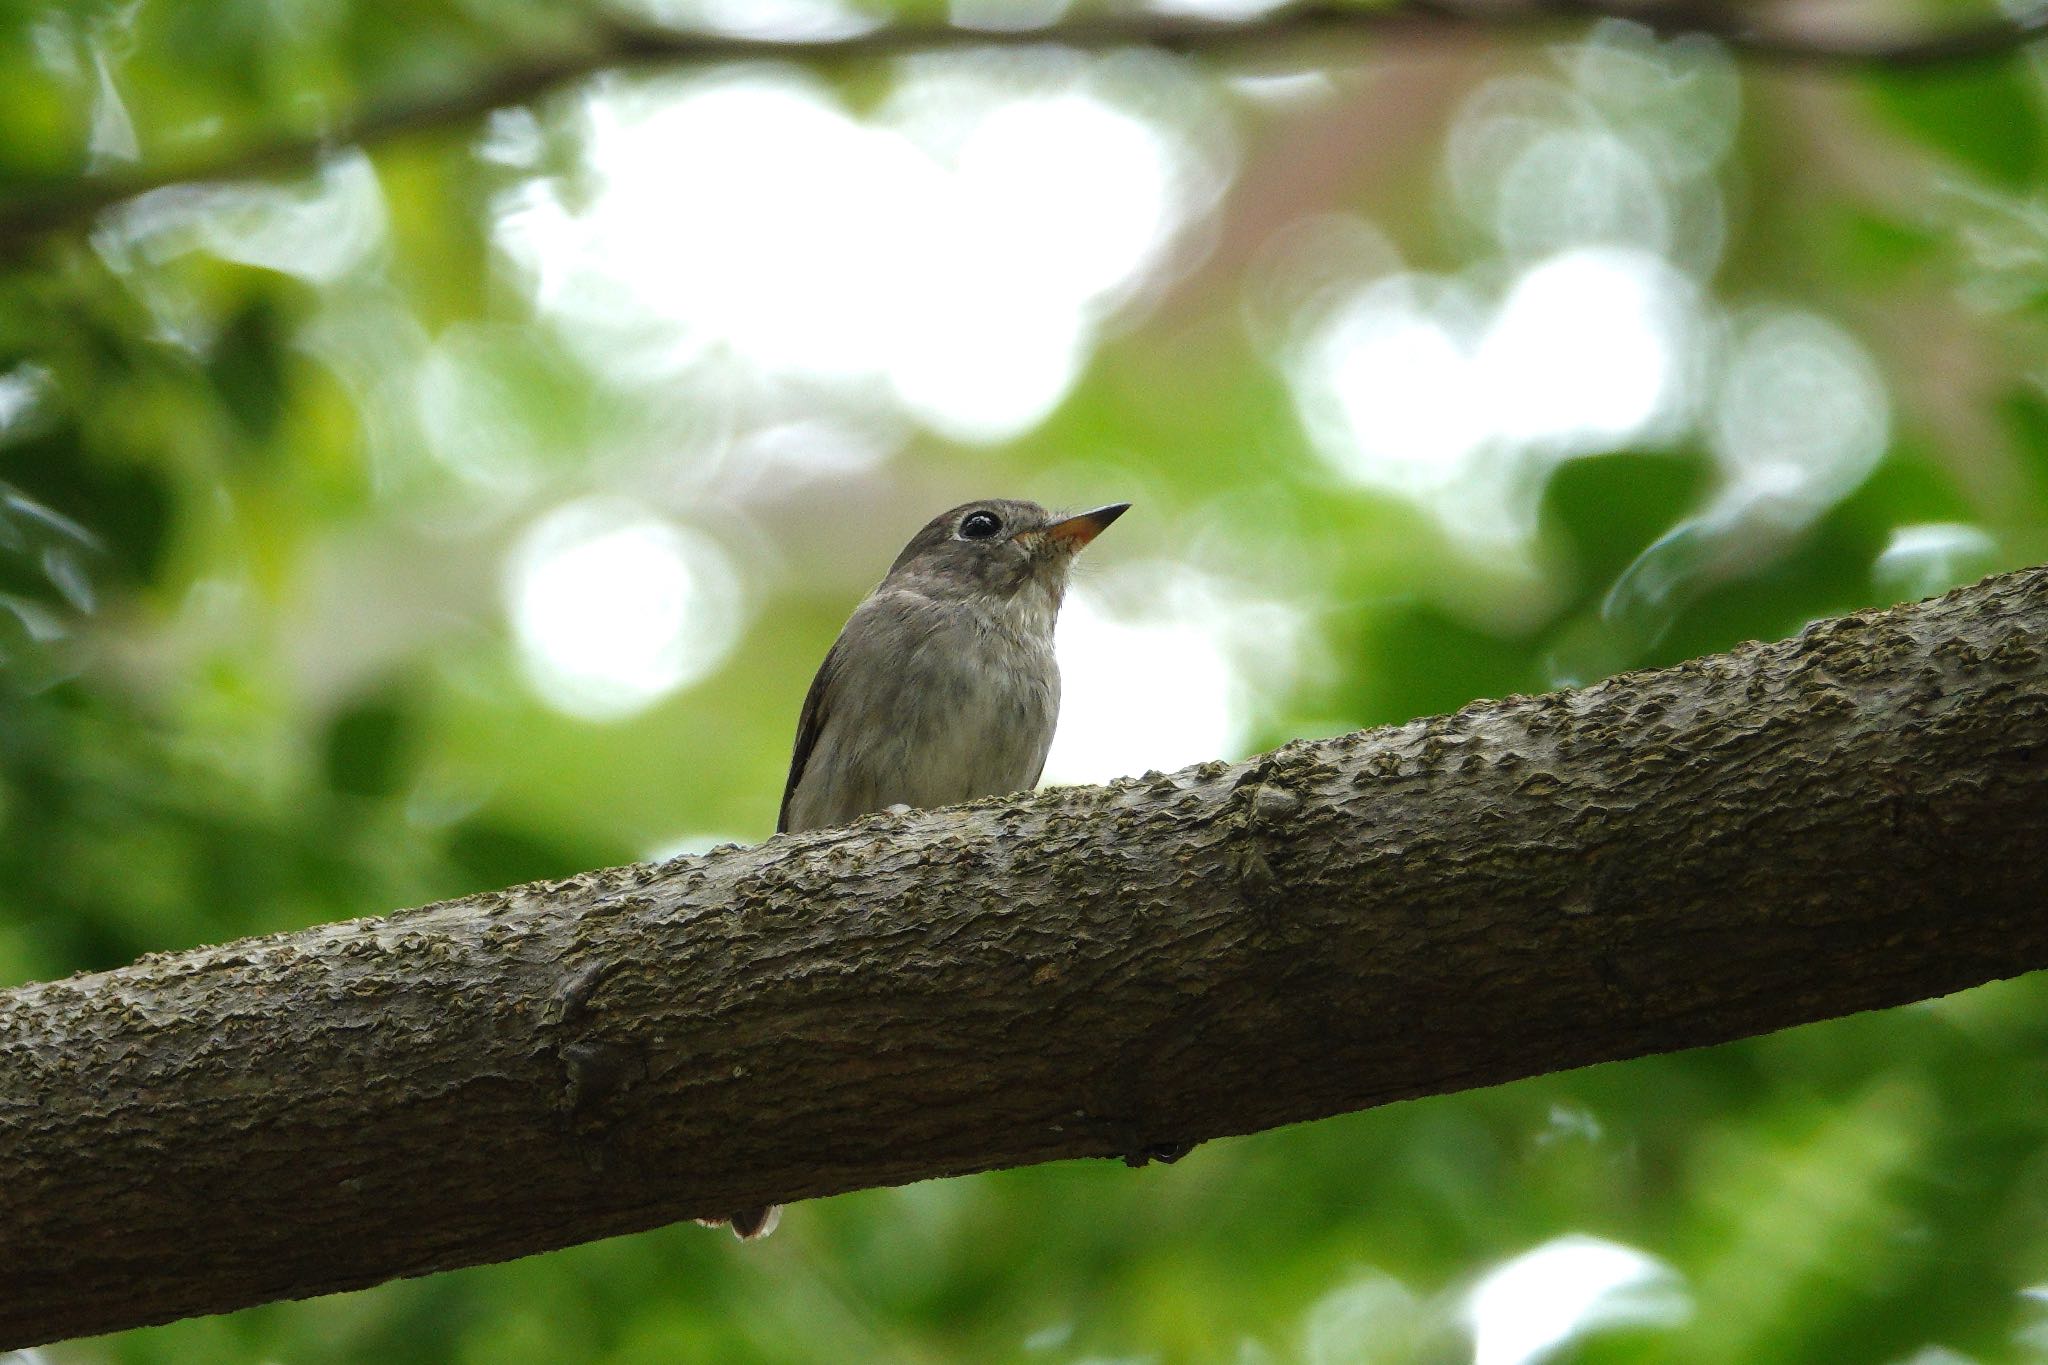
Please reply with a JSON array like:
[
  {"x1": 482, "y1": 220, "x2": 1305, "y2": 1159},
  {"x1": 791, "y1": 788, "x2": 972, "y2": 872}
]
[{"x1": 694, "y1": 1205, "x2": 781, "y2": 1240}]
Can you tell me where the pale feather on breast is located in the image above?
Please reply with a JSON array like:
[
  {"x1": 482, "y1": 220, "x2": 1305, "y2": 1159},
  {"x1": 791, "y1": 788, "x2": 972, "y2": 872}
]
[{"x1": 785, "y1": 586, "x2": 1059, "y2": 832}]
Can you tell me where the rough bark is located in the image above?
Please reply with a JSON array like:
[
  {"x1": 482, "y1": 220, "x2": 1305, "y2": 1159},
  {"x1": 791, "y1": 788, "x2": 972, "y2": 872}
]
[{"x1": 3, "y1": 567, "x2": 2046, "y2": 1347}]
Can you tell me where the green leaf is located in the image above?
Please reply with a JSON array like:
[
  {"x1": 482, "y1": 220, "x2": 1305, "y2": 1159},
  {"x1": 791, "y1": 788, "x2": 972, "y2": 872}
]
[
  {"x1": 207, "y1": 297, "x2": 288, "y2": 446},
  {"x1": 1867, "y1": 60, "x2": 2044, "y2": 190},
  {"x1": 322, "y1": 690, "x2": 415, "y2": 799}
]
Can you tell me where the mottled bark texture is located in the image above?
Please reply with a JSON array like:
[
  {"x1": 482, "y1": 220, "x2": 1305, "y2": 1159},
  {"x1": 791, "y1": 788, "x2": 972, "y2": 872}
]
[{"x1": 4, "y1": 568, "x2": 2048, "y2": 1346}]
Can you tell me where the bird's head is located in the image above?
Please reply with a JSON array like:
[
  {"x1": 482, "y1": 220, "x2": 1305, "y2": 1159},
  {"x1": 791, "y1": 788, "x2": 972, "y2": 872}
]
[{"x1": 884, "y1": 499, "x2": 1129, "y2": 609}]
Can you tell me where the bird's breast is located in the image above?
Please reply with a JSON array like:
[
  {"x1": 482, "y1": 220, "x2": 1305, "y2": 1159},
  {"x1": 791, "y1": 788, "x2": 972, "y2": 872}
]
[
  {"x1": 881, "y1": 617, "x2": 1059, "y2": 803},
  {"x1": 790, "y1": 606, "x2": 1061, "y2": 831}
]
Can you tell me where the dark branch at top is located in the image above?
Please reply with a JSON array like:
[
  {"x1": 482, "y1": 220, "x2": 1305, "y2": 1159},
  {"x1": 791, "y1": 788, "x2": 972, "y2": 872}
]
[{"x1": 0, "y1": 0, "x2": 2043, "y2": 256}]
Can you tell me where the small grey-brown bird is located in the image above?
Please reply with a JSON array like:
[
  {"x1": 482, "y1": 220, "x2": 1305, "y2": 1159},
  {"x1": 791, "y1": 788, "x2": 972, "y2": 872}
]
[{"x1": 716, "y1": 497, "x2": 1128, "y2": 1240}]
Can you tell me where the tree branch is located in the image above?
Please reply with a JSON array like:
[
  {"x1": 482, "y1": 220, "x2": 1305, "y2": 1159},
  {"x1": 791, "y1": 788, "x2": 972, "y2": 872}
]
[
  {"x1": 3, "y1": 565, "x2": 2046, "y2": 1346},
  {"x1": 2, "y1": 0, "x2": 2045, "y2": 256}
]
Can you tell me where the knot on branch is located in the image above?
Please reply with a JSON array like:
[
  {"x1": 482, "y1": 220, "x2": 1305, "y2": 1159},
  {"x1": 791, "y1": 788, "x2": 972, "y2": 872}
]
[
  {"x1": 1230, "y1": 765, "x2": 1304, "y2": 907},
  {"x1": 545, "y1": 960, "x2": 646, "y2": 1168}
]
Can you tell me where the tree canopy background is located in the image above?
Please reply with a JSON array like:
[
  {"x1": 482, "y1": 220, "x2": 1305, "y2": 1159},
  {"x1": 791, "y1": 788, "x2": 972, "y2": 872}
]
[{"x1": 3, "y1": 2, "x2": 2048, "y2": 1362}]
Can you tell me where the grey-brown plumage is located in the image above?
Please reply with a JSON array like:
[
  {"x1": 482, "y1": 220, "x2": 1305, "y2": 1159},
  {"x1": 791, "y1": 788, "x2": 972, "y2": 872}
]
[{"x1": 717, "y1": 497, "x2": 1128, "y2": 1242}]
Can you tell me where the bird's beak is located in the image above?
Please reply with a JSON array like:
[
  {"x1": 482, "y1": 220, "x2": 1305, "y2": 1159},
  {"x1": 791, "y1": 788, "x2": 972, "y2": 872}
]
[{"x1": 1041, "y1": 503, "x2": 1130, "y2": 549}]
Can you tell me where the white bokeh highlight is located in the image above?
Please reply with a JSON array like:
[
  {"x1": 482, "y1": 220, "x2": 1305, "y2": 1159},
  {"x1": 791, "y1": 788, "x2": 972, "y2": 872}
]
[
  {"x1": 1466, "y1": 1236, "x2": 1692, "y2": 1365},
  {"x1": 1873, "y1": 523, "x2": 1999, "y2": 601},
  {"x1": 1295, "y1": 1270, "x2": 1427, "y2": 1365},
  {"x1": 101, "y1": 151, "x2": 387, "y2": 287},
  {"x1": 497, "y1": 61, "x2": 1228, "y2": 444},
  {"x1": 1285, "y1": 246, "x2": 1698, "y2": 553},
  {"x1": 1042, "y1": 566, "x2": 1310, "y2": 787},
  {"x1": 1481, "y1": 248, "x2": 1692, "y2": 451},
  {"x1": 1044, "y1": 590, "x2": 1237, "y2": 785},
  {"x1": 507, "y1": 501, "x2": 746, "y2": 721},
  {"x1": 1709, "y1": 308, "x2": 1890, "y2": 512},
  {"x1": 625, "y1": 0, "x2": 878, "y2": 40}
]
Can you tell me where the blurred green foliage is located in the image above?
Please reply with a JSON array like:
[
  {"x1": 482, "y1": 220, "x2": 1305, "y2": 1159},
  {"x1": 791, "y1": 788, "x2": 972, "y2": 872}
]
[{"x1": 3, "y1": 2, "x2": 2048, "y2": 1362}]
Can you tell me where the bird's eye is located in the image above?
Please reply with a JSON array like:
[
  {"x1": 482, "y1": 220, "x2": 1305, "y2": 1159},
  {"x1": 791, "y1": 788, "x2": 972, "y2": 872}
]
[{"x1": 959, "y1": 510, "x2": 1003, "y2": 540}]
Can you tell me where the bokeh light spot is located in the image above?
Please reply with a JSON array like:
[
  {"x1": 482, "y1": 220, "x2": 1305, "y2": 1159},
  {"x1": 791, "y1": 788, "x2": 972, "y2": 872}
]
[
  {"x1": 1711, "y1": 309, "x2": 1890, "y2": 508},
  {"x1": 1045, "y1": 587, "x2": 1237, "y2": 786},
  {"x1": 1467, "y1": 1236, "x2": 1691, "y2": 1365},
  {"x1": 1479, "y1": 247, "x2": 1692, "y2": 450},
  {"x1": 498, "y1": 64, "x2": 1226, "y2": 444},
  {"x1": 1282, "y1": 246, "x2": 1692, "y2": 554},
  {"x1": 507, "y1": 501, "x2": 745, "y2": 721},
  {"x1": 1873, "y1": 523, "x2": 1998, "y2": 601},
  {"x1": 1043, "y1": 567, "x2": 1311, "y2": 786}
]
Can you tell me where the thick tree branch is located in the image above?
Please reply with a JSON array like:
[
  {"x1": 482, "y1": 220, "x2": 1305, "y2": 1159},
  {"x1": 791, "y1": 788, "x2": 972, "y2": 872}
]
[
  {"x1": 2, "y1": 566, "x2": 2046, "y2": 1346},
  {"x1": 2, "y1": 0, "x2": 2045, "y2": 255}
]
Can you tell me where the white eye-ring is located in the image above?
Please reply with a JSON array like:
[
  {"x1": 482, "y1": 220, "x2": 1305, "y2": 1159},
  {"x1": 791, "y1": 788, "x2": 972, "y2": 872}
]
[{"x1": 959, "y1": 510, "x2": 1003, "y2": 540}]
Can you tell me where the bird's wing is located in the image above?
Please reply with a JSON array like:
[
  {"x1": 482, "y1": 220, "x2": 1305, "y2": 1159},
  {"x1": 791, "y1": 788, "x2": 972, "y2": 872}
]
[{"x1": 778, "y1": 637, "x2": 842, "y2": 834}]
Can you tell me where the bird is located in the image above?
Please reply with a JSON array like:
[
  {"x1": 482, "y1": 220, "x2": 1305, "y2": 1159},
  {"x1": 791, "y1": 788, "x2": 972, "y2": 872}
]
[{"x1": 713, "y1": 497, "x2": 1129, "y2": 1241}]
